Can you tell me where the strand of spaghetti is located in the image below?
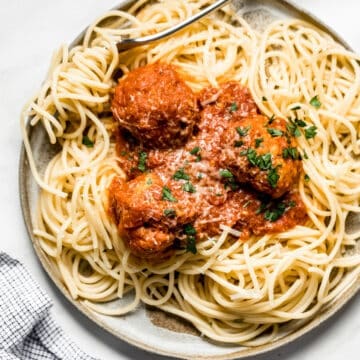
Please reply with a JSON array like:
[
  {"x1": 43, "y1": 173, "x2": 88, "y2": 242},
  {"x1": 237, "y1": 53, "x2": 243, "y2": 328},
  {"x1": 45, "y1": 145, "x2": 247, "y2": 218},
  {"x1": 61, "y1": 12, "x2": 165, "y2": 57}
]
[
  {"x1": 141, "y1": 272, "x2": 175, "y2": 306},
  {"x1": 82, "y1": 272, "x2": 141, "y2": 315},
  {"x1": 20, "y1": 102, "x2": 67, "y2": 198}
]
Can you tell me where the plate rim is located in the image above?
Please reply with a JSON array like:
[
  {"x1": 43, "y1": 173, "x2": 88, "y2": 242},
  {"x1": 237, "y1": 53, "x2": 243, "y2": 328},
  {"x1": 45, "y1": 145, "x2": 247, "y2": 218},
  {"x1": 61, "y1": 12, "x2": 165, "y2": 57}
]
[{"x1": 19, "y1": 1, "x2": 360, "y2": 359}]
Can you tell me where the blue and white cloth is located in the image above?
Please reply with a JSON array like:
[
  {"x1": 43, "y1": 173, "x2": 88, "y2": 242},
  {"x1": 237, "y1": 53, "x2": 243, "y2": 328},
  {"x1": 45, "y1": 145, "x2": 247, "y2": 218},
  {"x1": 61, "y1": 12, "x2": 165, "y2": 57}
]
[{"x1": 0, "y1": 253, "x2": 96, "y2": 360}]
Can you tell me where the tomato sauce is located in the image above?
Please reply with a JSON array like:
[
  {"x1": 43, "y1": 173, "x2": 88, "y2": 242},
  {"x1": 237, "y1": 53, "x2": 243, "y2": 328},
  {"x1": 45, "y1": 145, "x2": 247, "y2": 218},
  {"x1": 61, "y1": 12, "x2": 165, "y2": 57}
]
[{"x1": 109, "y1": 63, "x2": 307, "y2": 259}]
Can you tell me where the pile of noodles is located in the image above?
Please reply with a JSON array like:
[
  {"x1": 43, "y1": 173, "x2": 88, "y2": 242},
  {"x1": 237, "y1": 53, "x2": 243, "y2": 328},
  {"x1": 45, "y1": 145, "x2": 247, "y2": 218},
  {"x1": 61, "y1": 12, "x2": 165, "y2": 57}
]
[{"x1": 21, "y1": 0, "x2": 360, "y2": 345}]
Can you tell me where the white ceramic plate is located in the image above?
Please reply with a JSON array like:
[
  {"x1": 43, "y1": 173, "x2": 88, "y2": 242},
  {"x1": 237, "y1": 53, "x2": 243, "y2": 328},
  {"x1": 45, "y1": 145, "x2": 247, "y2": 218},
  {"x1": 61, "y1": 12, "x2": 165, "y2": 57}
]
[{"x1": 19, "y1": 1, "x2": 360, "y2": 359}]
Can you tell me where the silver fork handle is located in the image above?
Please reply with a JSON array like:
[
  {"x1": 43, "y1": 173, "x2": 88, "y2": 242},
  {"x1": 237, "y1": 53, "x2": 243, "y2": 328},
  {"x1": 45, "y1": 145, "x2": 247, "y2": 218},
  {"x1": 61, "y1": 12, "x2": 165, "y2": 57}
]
[{"x1": 117, "y1": 0, "x2": 231, "y2": 52}]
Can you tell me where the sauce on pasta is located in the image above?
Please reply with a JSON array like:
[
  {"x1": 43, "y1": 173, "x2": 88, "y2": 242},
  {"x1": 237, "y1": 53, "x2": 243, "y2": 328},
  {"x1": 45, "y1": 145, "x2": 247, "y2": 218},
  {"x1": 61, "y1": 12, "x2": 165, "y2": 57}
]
[{"x1": 109, "y1": 63, "x2": 307, "y2": 259}]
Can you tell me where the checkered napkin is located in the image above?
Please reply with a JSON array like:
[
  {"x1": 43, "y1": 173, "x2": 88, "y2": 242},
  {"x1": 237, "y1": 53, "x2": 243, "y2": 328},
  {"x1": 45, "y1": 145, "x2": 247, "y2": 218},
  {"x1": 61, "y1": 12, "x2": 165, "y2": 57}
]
[{"x1": 0, "y1": 252, "x2": 97, "y2": 360}]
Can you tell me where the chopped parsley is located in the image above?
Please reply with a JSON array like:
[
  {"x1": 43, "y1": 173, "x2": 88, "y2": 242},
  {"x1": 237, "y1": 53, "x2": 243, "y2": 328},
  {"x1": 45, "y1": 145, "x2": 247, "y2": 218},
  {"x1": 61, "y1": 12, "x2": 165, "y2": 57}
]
[
  {"x1": 234, "y1": 140, "x2": 244, "y2": 147},
  {"x1": 246, "y1": 149, "x2": 272, "y2": 170},
  {"x1": 230, "y1": 102, "x2": 238, "y2": 112},
  {"x1": 264, "y1": 202, "x2": 286, "y2": 222},
  {"x1": 221, "y1": 169, "x2": 240, "y2": 191},
  {"x1": 255, "y1": 138, "x2": 264, "y2": 148},
  {"x1": 164, "y1": 209, "x2": 176, "y2": 218},
  {"x1": 303, "y1": 151, "x2": 309, "y2": 160},
  {"x1": 286, "y1": 119, "x2": 302, "y2": 137},
  {"x1": 182, "y1": 181, "x2": 196, "y2": 193},
  {"x1": 189, "y1": 146, "x2": 202, "y2": 162},
  {"x1": 268, "y1": 114, "x2": 275, "y2": 124},
  {"x1": 82, "y1": 135, "x2": 94, "y2": 148},
  {"x1": 162, "y1": 187, "x2": 177, "y2": 202},
  {"x1": 236, "y1": 126, "x2": 251, "y2": 137},
  {"x1": 282, "y1": 147, "x2": 300, "y2": 160},
  {"x1": 267, "y1": 128, "x2": 284, "y2": 137},
  {"x1": 291, "y1": 105, "x2": 301, "y2": 110},
  {"x1": 257, "y1": 199, "x2": 295, "y2": 222},
  {"x1": 197, "y1": 173, "x2": 203, "y2": 179},
  {"x1": 256, "y1": 202, "x2": 267, "y2": 214},
  {"x1": 186, "y1": 236, "x2": 197, "y2": 254},
  {"x1": 245, "y1": 149, "x2": 279, "y2": 187},
  {"x1": 226, "y1": 181, "x2": 240, "y2": 191},
  {"x1": 310, "y1": 95, "x2": 321, "y2": 109},
  {"x1": 146, "y1": 178, "x2": 153, "y2": 185},
  {"x1": 120, "y1": 150, "x2": 128, "y2": 156},
  {"x1": 173, "y1": 168, "x2": 190, "y2": 181},
  {"x1": 137, "y1": 151, "x2": 147, "y2": 172},
  {"x1": 295, "y1": 118, "x2": 307, "y2": 127},
  {"x1": 268, "y1": 167, "x2": 280, "y2": 188},
  {"x1": 262, "y1": 96, "x2": 268, "y2": 102},
  {"x1": 304, "y1": 174, "x2": 310, "y2": 182},
  {"x1": 286, "y1": 118, "x2": 317, "y2": 140},
  {"x1": 219, "y1": 169, "x2": 234, "y2": 179},
  {"x1": 190, "y1": 146, "x2": 200, "y2": 155},
  {"x1": 305, "y1": 125, "x2": 318, "y2": 139},
  {"x1": 182, "y1": 225, "x2": 197, "y2": 254},
  {"x1": 184, "y1": 224, "x2": 196, "y2": 236},
  {"x1": 246, "y1": 148, "x2": 257, "y2": 166},
  {"x1": 258, "y1": 153, "x2": 273, "y2": 171}
]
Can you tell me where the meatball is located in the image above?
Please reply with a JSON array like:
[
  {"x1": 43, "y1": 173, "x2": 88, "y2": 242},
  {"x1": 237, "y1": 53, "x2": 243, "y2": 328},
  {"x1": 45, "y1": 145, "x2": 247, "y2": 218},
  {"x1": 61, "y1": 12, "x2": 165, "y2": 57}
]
[
  {"x1": 219, "y1": 115, "x2": 301, "y2": 198},
  {"x1": 126, "y1": 226, "x2": 174, "y2": 259},
  {"x1": 114, "y1": 81, "x2": 259, "y2": 179},
  {"x1": 194, "y1": 82, "x2": 258, "y2": 162},
  {"x1": 114, "y1": 127, "x2": 184, "y2": 180},
  {"x1": 111, "y1": 62, "x2": 199, "y2": 149},
  {"x1": 199, "y1": 81, "x2": 258, "y2": 119},
  {"x1": 108, "y1": 75, "x2": 307, "y2": 261},
  {"x1": 108, "y1": 172, "x2": 196, "y2": 258}
]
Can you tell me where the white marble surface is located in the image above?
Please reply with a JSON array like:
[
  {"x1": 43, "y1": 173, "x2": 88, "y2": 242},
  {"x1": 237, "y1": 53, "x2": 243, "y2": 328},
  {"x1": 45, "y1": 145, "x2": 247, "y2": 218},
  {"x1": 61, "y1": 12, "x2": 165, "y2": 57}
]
[{"x1": 1, "y1": 0, "x2": 359, "y2": 359}]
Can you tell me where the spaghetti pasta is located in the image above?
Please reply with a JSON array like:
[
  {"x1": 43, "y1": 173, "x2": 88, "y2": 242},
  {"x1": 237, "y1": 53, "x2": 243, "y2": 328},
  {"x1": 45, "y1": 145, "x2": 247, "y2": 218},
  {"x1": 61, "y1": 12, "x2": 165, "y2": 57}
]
[{"x1": 21, "y1": 0, "x2": 360, "y2": 345}]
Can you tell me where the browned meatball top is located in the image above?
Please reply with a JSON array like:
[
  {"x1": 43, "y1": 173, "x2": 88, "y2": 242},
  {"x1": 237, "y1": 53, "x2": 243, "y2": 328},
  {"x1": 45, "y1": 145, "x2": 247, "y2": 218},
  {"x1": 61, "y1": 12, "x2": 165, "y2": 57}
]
[
  {"x1": 219, "y1": 115, "x2": 301, "y2": 198},
  {"x1": 111, "y1": 62, "x2": 199, "y2": 148},
  {"x1": 194, "y1": 81, "x2": 258, "y2": 162}
]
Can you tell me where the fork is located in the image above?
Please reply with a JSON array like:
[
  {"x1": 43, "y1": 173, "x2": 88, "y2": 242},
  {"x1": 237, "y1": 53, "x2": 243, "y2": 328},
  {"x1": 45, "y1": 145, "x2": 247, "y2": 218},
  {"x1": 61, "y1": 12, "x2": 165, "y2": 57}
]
[{"x1": 116, "y1": 0, "x2": 231, "y2": 51}]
